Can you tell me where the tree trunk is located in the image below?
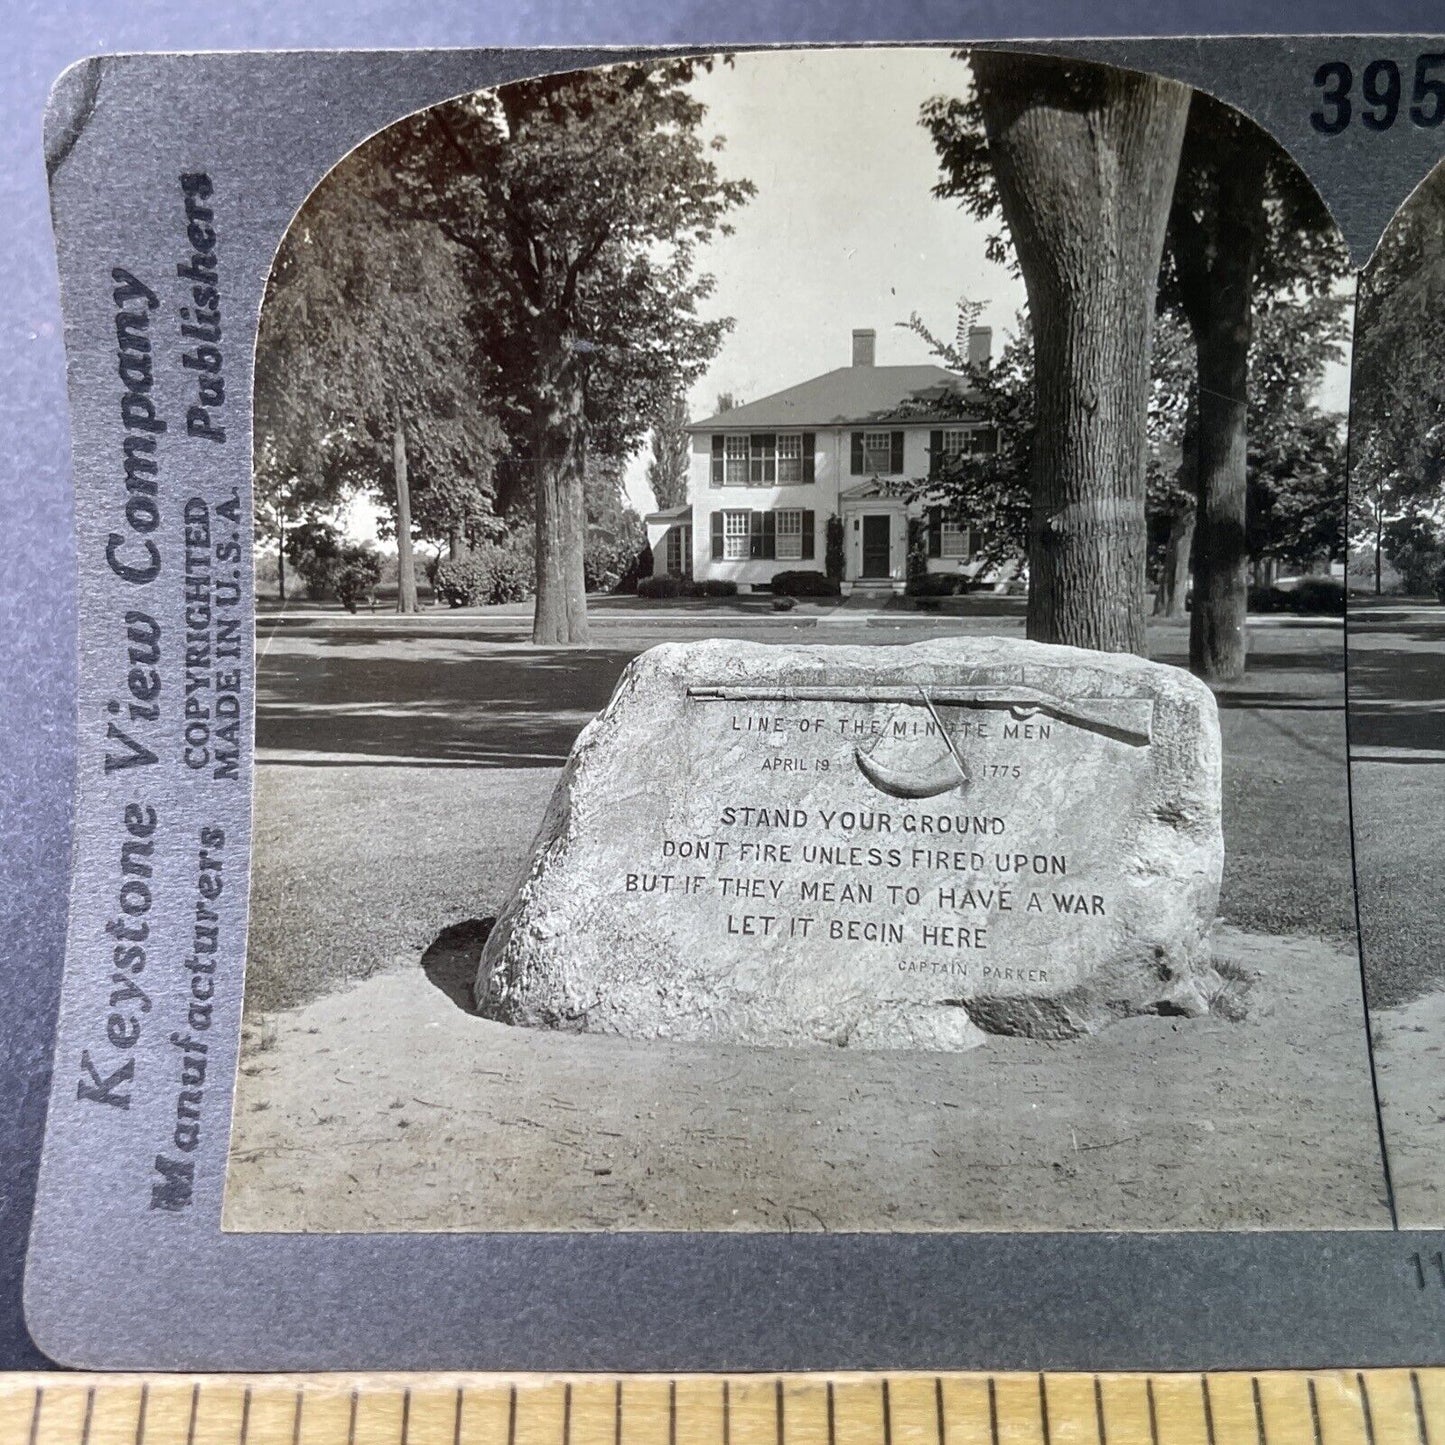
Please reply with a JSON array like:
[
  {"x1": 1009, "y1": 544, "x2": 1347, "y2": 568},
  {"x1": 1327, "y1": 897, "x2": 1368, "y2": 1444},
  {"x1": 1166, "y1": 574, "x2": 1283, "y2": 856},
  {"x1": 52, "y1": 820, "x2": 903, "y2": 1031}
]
[
  {"x1": 1188, "y1": 306, "x2": 1257, "y2": 680},
  {"x1": 1158, "y1": 507, "x2": 1195, "y2": 618},
  {"x1": 392, "y1": 414, "x2": 418, "y2": 614},
  {"x1": 1169, "y1": 115, "x2": 1268, "y2": 683},
  {"x1": 448, "y1": 525, "x2": 468, "y2": 564},
  {"x1": 276, "y1": 514, "x2": 286, "y2": 603},
  {"x1": 1375, "y1": 508, "x2": 1383, "y2": 595},
  {"x1": 973, "y1": 53, "x2": 1191, "y2": 655},
  {"x1": 531, "y1": 375, "x2": 590, "y2": 646}
]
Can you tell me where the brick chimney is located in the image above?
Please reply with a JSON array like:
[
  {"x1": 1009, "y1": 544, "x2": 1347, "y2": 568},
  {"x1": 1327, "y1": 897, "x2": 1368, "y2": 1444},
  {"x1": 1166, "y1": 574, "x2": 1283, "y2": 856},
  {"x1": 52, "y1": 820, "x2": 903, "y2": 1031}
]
[
  {"x1": 967, "y1": 326, "x2": 992, "y2": 369},
  {"x1": 852, "y1": 328, "x2": 876, "y2": 367}
]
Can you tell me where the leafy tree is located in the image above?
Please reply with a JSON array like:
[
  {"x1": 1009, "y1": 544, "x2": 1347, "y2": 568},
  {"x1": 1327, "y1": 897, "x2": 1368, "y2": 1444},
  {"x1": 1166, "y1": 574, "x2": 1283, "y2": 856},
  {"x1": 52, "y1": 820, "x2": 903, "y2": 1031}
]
[
  {"x1": 715, "y1": 391, "x2": 742, "y2": 414},
  {"x1": 1243, "y1": 292, "x2": 1349, "y2": 572},
  {"x1": 282, "y1": 521, "x2": 342, "y2": 601},
  {"x1": 1350, "y1": 161, "x2": 1445, "y2": 593},
  {"x1": 251, "y1": 427, "x2": 341, "y2": 602},
  {"x1": 895, "y1": 303, "x2": 1032, "y2": 569},
  {"x1": 903, "y1": 294, "x2": 1345, "y2": 617},
  {"x1": 646, "y1": 391, "x2": 692, "y2": 509},
  {"x1": 1381, "y1": 514, "x2": 1444, "y2": 595},
  {"x1": 256, "y1": 146, "x2": 505, "y2": 612},
  {"x1": 1144, "y1": 312, "x2": 1197, "y2": 618},
  {"x1": 253, "y1": 255, "x2": 352, "y2": 602},
  {"x1": 925, "y1": 61, "x2": 1349, "y2": 674},
  {"x1": 1159, "y1": 91, "x2": 1350, "y2": 678},
  {"x1": 382, "y1": 61, "x2": 753, "y2": 643},
  {"x1": 897, "y1": 303, "x2": 1197, "y2": 610},
  {"x1": 942, "y1": 52, "x2": 1191, "y2": 653}
]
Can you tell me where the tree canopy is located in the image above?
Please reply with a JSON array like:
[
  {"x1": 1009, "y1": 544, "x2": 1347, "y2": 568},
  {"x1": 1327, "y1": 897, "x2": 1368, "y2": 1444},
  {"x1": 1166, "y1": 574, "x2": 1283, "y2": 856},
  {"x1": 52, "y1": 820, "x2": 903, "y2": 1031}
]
[
  {"x1": 255, "y1": 145, "x2": 506, "y2": 608},
  {"x1": 903, "y1": 291, "x2": 1347, "y2": 587},
  {"x1": 1350, "y1": 161, "x2": 1445, "y2": 592},
  {"x1": 646, "y1": 391, "x2": 692, "y2": 510},
  {"x1": 923, "y1": 57, "x2": 1350, "y2": 672},
  {"x1": 377, "y1": 60, "x2": 753, "y2": 641}
]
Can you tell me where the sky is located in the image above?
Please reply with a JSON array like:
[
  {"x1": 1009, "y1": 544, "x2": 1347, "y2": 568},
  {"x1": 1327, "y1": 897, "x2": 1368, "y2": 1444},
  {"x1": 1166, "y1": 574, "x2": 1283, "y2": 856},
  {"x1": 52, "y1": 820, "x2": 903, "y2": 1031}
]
[
  {"x1": 673, "y1": 50, "x2": 1025, "y2": 418},
  {"x1": 616, "y1": 48, "x2": 1028, "y2": 514},
  {"x1": 339, "y1": 46, "x2": 1352, "y2": 541}
]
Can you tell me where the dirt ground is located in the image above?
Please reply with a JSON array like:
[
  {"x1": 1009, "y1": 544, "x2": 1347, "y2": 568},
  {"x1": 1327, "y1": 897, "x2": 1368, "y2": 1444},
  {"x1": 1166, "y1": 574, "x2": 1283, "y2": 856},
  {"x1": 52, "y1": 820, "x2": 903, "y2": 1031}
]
[
  {"x1": 224, "y1": 923, "x2": 1390, "y2": 1232},
  {"x1": 1372, "y1": 988, "x2": 1445, "y2": 1229}
]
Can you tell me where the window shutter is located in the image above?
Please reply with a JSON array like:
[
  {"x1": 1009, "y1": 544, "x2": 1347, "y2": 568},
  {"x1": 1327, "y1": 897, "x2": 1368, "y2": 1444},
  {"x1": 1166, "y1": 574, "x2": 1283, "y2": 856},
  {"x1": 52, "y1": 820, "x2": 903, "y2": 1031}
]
[
  {"x1": 890, "y1": 431, "x2": 905, "y2": 474},
  {"x1": 762, "y1": 510, "x2": 776, "y2": 560},
  {"x1": 928, "y1": 506, "x2": 942, "y2": 559},
  {"x1": 711, "y1": 511, "x2": 724, "y2": 560},
  {"x1": 929, "y1": 429, "x2": 943, "y2": 478},
  {"x1": 850, "y1": 432, "x2": 864, "y2": 476},
  {"x1": 802, "y1": 432, "x2": 815, "y2": 483},
  {"x1": 750, "y1": 510, "x2": 765, "y2": 559},
  {"x1": 801, "y1": 510, "x2": 816, "y2": 561},
  {"x1": 711, "y1": 435, "x2": 724, "y2": 486}
]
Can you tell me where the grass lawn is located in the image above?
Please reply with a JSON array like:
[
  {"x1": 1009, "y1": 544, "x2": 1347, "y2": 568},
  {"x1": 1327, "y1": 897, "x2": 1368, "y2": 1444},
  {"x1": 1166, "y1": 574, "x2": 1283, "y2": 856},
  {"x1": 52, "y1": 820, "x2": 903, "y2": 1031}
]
[
  {"x1": 1347, "y1": 596, "x2": 1445, "y2": 1009},
  {"x1": 245, "y1": 607, "x2": 1352, "y2": 1016}
]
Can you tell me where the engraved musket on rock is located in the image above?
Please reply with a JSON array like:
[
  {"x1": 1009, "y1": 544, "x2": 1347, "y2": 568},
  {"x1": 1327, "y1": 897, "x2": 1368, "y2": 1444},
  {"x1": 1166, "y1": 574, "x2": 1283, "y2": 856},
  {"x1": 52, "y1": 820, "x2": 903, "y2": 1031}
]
[{"x1": 476, "y1": 636, "x2": 1224, "y2": 1051}]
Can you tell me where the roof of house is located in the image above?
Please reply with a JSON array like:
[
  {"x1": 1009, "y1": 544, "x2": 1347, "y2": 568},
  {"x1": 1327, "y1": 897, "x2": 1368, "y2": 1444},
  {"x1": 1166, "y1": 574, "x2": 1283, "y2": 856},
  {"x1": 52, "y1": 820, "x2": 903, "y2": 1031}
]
[{"x1": 688, "y1": 365, "x2": 977, "y2": 431}]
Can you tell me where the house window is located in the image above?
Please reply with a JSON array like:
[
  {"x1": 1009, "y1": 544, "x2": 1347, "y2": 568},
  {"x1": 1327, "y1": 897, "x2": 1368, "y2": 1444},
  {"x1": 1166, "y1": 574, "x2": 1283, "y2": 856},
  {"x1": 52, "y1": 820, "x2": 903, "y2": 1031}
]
[
  {"x1": 749, "y1": 434, "x2": 777, "y2": 485},
  {"x1": 864, "y1": 431, "x2": 894, "y2": 473},
  {"x1": 665, "y1": 528, "x2": 684, "y2": 577},
  {"x1": 725, "y1": 435, "x2": 748, "y2": 484},
  {"x1": 776, "y1": 433, "x2": 804, "y2": 484},
  {"x1": 939, "y1": 427, "x2": 999, "y2": 462},
  {"x1": 940, "y1": 521, "x2": 968, "y2": 559},
  {"x1": 776, "y1": 509, "x2": 804, "y2": 560},
  {"x1": 724, "y1": 510, "x2": 751, "y2": 560}
]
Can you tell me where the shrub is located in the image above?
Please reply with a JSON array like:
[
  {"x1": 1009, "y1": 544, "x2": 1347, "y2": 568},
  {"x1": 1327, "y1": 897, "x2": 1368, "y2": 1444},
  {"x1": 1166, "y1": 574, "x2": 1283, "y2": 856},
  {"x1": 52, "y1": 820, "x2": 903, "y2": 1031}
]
[
  {"x1": 616, "y1": 542, "x2": 653, "y2": 595},
  {"x1": 906, "y1": 517, "x2": 929, "y2": 587},
  {"x1": 1247, "y1": 583, "x2": 1287, "y2": 613},
  {"x1": 585, "y1": 510, "x2": 649, "y2": 593},
  {"x1": 771, "y1": 569, "x2": 840, "y2": 598},
  {"x1": 1289, "y1": 576, "x2": 1345, "y2": 615},
  {"x1": 772, "y1": 595, "x2": 797, "y2": 612},
  {"x1": 1248, "y1": 577, "x2": 1345, "y2": 616},
  {"x1": 907, "y1": 571, "x2": 968, "y2": 598},
  {"x1": 432, "y1": 553, "x2": 484, "y2": 607},
  {"x1": 825, "y1": 514, "x2": 845, "y2": 582},
  {"x1": 334, "y1": 546, "x2": 382, "y2": 614},
  {"x1": 1435, "y1": 560, "x2": 1445, "y2": 604},
  {"x1": 636, "y1": 576, "x2": 737, "y2": 600},
  {"x1": 433, "y1": 537, "x2": 534, "y2": 608},
  {"x1": 284, "y1": 521, "x2": 346, "y2": 600}
]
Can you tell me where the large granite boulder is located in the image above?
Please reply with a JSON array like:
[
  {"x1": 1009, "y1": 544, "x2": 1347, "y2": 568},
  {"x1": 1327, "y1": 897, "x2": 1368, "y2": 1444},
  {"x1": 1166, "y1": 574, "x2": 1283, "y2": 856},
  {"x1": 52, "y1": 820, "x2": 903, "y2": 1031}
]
[{"x1": 475, "y1": 637, "x2": 1224, "y2": 1048}]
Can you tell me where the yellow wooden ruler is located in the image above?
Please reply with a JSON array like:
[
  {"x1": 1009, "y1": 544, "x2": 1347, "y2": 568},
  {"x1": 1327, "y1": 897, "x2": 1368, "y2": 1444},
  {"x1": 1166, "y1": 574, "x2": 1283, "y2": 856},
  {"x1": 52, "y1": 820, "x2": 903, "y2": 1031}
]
[{"x1": 0, "y1": 1371, "x2": 1442, "y2": 1445}]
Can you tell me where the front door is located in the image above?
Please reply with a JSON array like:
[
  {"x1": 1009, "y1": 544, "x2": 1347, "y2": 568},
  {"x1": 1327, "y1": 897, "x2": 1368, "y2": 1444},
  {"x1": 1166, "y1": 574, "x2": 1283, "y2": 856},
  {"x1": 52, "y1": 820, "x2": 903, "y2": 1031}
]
[{"x1": 862, "y1": 514, "x2": 892, "y2": 578}]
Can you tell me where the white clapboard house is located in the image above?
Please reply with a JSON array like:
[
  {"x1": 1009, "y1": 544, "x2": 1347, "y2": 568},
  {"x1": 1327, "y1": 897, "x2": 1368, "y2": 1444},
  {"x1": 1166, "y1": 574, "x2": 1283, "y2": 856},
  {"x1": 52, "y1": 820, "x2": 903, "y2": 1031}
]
[{"x1": 646, "y1": 327, "x2": 998, "y2": 594}]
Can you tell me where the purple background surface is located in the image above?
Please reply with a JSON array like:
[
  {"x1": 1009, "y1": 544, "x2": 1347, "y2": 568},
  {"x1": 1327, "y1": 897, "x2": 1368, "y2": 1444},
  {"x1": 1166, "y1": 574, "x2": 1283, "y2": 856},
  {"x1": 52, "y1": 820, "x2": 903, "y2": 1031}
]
[{"x1": 5, "y1": 0, "x2": 1442, "y2": 1370}]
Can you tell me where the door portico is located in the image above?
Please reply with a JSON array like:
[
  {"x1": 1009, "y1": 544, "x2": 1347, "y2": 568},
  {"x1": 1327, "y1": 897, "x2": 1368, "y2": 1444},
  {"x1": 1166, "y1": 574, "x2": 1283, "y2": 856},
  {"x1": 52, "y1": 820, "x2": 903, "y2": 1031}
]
[{"x1": 839, "y1": 481, "x2": 908, "y2": 592}]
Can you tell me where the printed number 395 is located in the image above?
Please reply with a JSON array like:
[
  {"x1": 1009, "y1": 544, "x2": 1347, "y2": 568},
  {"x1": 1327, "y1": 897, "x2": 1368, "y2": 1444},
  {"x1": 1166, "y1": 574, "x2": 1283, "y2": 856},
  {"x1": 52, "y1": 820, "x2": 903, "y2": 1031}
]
[{"x1": 1312, "y1": 55, "x2": 1445, "y2": 134}]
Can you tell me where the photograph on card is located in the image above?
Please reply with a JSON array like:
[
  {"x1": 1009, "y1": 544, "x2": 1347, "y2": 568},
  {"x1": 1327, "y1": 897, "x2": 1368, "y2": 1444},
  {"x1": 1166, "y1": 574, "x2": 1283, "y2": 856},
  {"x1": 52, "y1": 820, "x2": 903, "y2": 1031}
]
[
  {"x1": 1347, "y1": 156, "x2": 1445, "y2": 1230},
  {"x1": 223, "y1": 46, "x2": 1387, "y2": 1233}
]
